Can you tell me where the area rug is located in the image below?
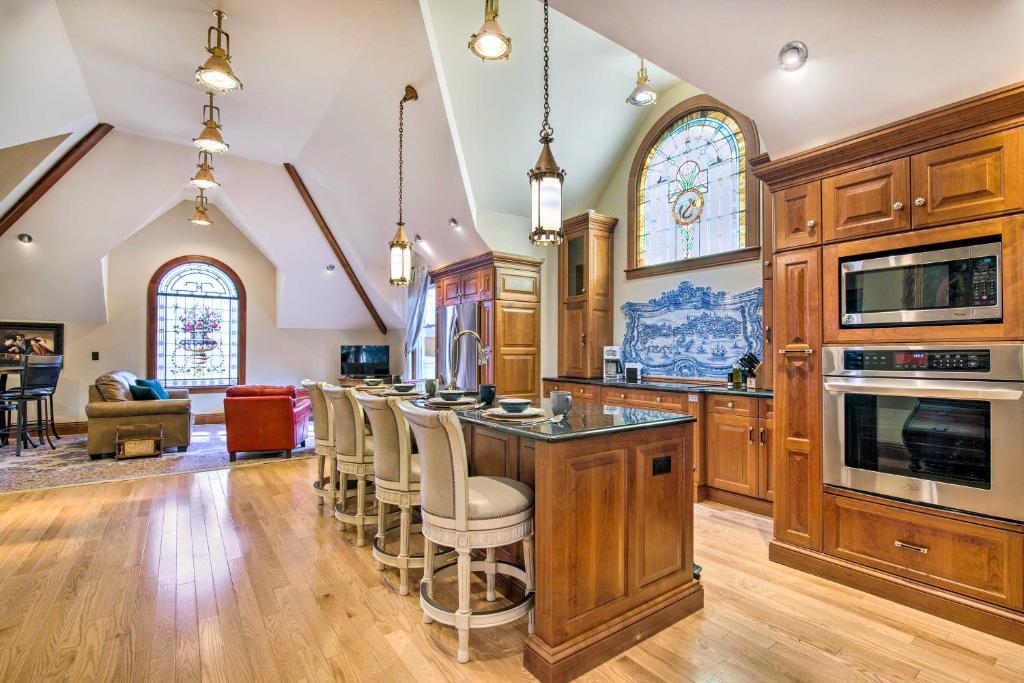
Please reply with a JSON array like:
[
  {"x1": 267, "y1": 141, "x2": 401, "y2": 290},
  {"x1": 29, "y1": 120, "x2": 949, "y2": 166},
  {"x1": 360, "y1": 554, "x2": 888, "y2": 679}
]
[{"x1": 0, "y1": 423, "x2": 313, "y2": 495}]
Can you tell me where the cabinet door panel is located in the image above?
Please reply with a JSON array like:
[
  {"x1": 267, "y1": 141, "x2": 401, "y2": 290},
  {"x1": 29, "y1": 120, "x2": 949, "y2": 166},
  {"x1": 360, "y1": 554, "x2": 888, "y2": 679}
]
[
  {"x1": 494, "y1": 301, "x2": 540, "y2": 398},
  {"x1": 773, "y1": 248, "x2": 822, "y2": 549},
  {"x1": 911, "y1": 128, "x2": 1024, "y2": 228},
  {"x1": 823, "y1": 158, "x2": 910, "y2": 242},
  {"x1": 706, "y1": 413, "x2": 758, "y2": 497},
  {"x1": 560, "y1": 301, "x2": 587, "y2": 377},
  {"x1": 442, "y1": 277, "x2": 461, "y2": 305},
  {"x1": 773, "y1": 181, "x2": 821, "y2": 250},
  {"x1": 757, "y1": 419, "x2": 775, "y2": 501}
]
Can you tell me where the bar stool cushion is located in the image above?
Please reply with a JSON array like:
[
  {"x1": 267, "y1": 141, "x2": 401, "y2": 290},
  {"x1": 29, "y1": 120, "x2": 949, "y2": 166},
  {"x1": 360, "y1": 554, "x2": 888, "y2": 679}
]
[{"x1": 426, "y1": 475, "x2": 534, "y2": 532}]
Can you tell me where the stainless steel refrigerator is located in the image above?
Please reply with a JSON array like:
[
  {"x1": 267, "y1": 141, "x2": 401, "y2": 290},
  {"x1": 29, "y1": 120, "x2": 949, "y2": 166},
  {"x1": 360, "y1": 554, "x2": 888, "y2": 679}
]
[{"x1": 436, "y1": 301, "x2": 480, "y2": 391}]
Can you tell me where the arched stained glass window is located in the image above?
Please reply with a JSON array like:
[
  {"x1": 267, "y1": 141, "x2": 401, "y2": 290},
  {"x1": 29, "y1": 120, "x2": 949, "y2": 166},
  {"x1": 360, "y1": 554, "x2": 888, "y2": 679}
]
[
  {"x1": 147, "y1": 256, "x2": 245, "y2": 389},
  {"x1": 628, "y1": 95, "x2": 760, "y2": 277}
]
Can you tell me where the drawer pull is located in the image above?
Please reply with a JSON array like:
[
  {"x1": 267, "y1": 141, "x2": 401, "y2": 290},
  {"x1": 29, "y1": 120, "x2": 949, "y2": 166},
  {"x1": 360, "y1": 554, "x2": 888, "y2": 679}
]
[
  {"x1": 914, "y1": 197, "x2": 927, "y2": 207},
  {"x1": 759, "y1": 426, "x2": 765, "y2": 444},
  {"x1": 748, "y1": 426, "x2": 753, "y2": 443},
  {"x1": 656, "y1": 396, "x2": 662, "y2": 402},
  {"x1": 620, "y1": 393, "x2": 625, "y2": 399},
  {"x1": 779, "y1": 348, "x2": 814, "y2": 355},
  {"x1": 727, "y1": 401, "x2": 734, "y2": 408},
  {"x1": 894, "y1": 540, "x2": 929, "y2": 555}
]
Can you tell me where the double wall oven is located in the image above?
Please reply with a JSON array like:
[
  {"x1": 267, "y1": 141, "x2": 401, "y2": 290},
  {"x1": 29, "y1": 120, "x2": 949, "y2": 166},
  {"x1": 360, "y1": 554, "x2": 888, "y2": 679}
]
[{"x1": 823, "y1": 344, "x2": 1024, "y2": 522}]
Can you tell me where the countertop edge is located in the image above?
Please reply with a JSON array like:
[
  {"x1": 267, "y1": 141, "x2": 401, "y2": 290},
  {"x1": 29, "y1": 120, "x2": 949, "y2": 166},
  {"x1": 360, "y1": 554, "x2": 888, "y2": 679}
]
[
  {"x1": 458, "y1": 412, "x2": 697, "y2": 443},
  {"x1": 541, "y1": 376, "x2": 773, "y2": 399}
]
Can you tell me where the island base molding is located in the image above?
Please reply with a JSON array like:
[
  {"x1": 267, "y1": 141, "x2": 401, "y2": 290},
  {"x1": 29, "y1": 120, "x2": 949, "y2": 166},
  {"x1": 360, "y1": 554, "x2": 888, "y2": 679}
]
[
  {"x1": 523, "y1": 581, "x2": 704, "y2": 683},
  {"x1": 769, "y1": 540, "x2": 1024, "y2": 646},
  {"x1": 703, "y1": 487, "x2": 773, "y2": 517}
]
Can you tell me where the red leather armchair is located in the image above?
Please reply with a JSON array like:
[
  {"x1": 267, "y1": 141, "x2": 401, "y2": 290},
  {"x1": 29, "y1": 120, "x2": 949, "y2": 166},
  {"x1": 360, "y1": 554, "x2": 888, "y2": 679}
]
[{"x1": 224, "y1": 385, "x2": 312, "y2": 461}]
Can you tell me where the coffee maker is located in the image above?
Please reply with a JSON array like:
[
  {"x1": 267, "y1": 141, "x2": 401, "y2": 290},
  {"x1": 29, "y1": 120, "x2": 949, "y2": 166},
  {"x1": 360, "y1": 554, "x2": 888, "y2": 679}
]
[{"x1": 603, "y1": 346, "x2": 623, "y2": 382}]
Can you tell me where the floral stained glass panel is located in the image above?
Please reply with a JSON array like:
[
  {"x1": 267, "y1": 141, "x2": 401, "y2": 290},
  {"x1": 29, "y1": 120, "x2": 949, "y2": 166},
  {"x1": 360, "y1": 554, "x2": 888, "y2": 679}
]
[
  {"x1": 155, "y1": 262, "x2": 239, "y2": 388},
  {"x1": 636, "y1": 108, "x2": 746, "y2": 267}
]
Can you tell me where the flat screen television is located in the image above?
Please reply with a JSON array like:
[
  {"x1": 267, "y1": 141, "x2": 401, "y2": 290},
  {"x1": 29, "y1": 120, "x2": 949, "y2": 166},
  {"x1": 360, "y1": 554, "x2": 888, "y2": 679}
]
[{"x1": 340, "y1": 345, "x2": 390, "y2": 377}]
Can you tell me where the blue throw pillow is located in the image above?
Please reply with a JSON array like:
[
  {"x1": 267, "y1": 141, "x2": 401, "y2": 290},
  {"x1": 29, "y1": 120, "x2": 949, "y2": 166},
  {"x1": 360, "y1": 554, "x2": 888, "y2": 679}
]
[
  {"x1": 135, "y1": 378, "x2": 169, "y2": 400},
  {"x1": 129, "y1": 385, "x2": 159, "y2": 401}
]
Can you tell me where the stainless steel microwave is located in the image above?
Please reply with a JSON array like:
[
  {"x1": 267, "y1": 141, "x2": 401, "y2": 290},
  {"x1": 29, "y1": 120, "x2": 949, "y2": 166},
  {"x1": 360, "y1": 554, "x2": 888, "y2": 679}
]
[{"x1": 840, "y1": 241, "x2": 1001, "y2": 327}]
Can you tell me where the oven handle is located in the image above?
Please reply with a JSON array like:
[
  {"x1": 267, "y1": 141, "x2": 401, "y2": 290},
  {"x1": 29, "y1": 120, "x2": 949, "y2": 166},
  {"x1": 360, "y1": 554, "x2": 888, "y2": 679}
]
[{"x1": 823, "y1": 379, "x2": 1024, "y2": 401}]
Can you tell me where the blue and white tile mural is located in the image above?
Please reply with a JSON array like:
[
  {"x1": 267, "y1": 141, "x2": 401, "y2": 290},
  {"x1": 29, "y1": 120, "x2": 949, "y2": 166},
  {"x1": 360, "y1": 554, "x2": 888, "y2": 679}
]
[{"x1": 621, "y1": 281, "x2": 763, "y2": 379}]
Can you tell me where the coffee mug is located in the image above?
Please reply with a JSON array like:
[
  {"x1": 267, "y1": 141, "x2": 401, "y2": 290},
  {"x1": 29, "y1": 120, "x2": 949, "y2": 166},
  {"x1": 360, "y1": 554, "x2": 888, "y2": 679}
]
[
  {"x1": 422, "y1": 378, "x2": 438, "y2": 397},
  {"x1": 550, "y1": 390, "x2": 573, "y2": 417},
  {"x1": 478, "y1": 384, "x2": 497, "y2": 405}
]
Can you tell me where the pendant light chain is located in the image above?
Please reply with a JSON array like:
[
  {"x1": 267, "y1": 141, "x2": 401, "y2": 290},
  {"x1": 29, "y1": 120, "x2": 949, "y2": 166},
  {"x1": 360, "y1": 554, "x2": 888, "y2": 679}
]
[
  {"x1": 398, "y1": 95, "x2": 405, "y2": 225},
  {"x1": 540, "y1": 0, "x2": 553, "y2": 143}
]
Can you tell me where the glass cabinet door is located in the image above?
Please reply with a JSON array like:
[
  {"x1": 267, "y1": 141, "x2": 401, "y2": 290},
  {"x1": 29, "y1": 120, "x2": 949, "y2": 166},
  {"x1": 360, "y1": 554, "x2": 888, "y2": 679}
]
[{"x1": 567, "y1": 235, "x2": 586, "y2": 297}]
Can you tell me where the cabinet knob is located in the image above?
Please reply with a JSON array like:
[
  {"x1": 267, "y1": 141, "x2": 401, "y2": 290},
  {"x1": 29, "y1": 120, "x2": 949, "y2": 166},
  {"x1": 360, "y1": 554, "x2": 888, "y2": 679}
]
[
  {"x1": 577, "y1": 388, "x2": 583, "y2": 394},
  {"x1": 914, "y1": 197, "x2": 926, "y2": 207},
  {"x1": 806, "y1": 219, "x2": 816, "y2": 229},
  {"x1": 656, "y1": 396, "x2": 662, "y2": 402},
  {"x1": 620, "y1": 393, "x2": 625, "y2": 399},
  {"x1": 727, "y1": 401, "x2": 734, "y2": 408},
  {"x1": 892, "y1": 201, "x2": 904, "y2": 210},
  {"x1": 764, "y1": 259, "x2": 771, "y2": 267}
]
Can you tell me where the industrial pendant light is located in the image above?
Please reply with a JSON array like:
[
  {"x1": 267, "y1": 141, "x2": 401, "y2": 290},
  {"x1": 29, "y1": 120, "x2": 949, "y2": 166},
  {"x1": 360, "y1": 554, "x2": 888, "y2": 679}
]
[
  {"x1": 190, "y1": 150, "x2": 220, "y2": 190},
  {"x1": 468, "y1": 0, "x2": 511, "y2": 61},
  {"x1": 195, "y1": 10, "x2": 243, "y2": 93},
  {"x1": 389, "y1": 85, "x2": 418, "y2": 287},
  {"x1": 188, "y1": 190, "x2": 212, "y2": 226},
  {"x1": 527, "y1": 0, "x2": 565, "y2": 246},
  {"x1": 626, "y1": 58, "x2": 657, "y2": 107},
  {"x1": 193, "y1": 92, "x2": 230, "y2": 154}
]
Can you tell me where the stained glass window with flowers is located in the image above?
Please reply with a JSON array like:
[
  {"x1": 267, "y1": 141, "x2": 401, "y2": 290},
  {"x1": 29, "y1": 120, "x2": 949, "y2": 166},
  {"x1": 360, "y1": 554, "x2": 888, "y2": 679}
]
[{"x1": 154, "y1": 260, "x2": 240, "y2": 388}]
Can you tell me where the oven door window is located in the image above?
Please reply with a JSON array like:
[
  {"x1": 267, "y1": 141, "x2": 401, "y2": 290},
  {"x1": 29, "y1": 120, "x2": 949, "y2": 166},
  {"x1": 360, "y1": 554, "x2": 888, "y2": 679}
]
[
  {"x1": 845, "y1": 260, "x2": 973, "y2": 315},
  {"x1": 844, "y1": 395, "x2": 991, "y2": 489}
]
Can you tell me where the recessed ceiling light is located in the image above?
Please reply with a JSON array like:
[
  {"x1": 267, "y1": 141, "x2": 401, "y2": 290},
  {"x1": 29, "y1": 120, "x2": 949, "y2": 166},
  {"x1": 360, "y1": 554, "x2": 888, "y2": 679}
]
[
  {"x1": 449, "y1": 217, "x2": 461, "y2": 230},
  {"x1": 778, "y1": 41, "x2": 808, "y2": 71},
  {"x1": 326, "y1": 264, "x2": 336, "y2": 272},
  {"x1": 17, "y1": 233, "x2": 33, "y2": 244},
  {"x1": 413, "y1": 233, "x2": 423, "y2": 243}
]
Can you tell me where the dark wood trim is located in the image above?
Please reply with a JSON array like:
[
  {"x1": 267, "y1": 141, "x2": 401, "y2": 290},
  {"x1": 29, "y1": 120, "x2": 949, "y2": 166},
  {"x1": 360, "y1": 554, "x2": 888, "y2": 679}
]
[
  {"x1": 704, "y1": 487, "x2": 773, "y2": 517},
  {"x1": 0, "y1": 123, "x2": 114, "y2": 239},
  {"x1": 769, "y1": 540, "x2": 1024, "y2": 646},
  {"x1": 195, "y1": 412, "x2": 224, "y2": 424},
  {"x1": 429, "y1": 250, "x2": 544, "y2": 280},
  {"x1": 146, "y1": 255, "x2": 247, "y2": 386},
  {"x1": 624, "y1": 245, "x2": 760, "y2": 280},
  {"x1": 282, "y1": 162, "x2": 387, "y2": 334},
  {"x1": 626, "y1": 94, "x2": 760, "y2": 277},
  {"x1": 751, "y1": 81, "x2": 1024, "y2": 190}
]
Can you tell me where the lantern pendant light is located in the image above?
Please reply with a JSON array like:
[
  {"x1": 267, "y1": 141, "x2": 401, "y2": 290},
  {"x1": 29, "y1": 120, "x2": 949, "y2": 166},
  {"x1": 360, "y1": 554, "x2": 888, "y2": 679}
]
[
  {"x1": 193, "y1": 92, "x2": 230, "y2": 154},
  {"x1": 195, "y1": 10, "x2": 243, "y2": 93},
  {"x1": 389, "y1": 85, "x2": 418, "y2": 287},
  {"x1": 626, "y1": 58, "x2": 657, "y2": 107},
  {"x1": 468, "y1": 0, "x2": 511, "y2": 61},
  {"x1": 190, "y1": 150, "x2": 220, "y2": 190},
  {"x1": 527, "y1": 0, "x2": 565, "y2": 247},
  {"x1": 188, "y1": 190, "x2": 212, "y2": 226}
]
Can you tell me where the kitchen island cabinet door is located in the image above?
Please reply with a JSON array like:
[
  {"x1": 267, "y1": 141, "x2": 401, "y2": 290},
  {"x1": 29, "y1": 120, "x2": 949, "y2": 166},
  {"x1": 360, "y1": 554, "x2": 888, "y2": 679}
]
[{"x1": 773, "y1": 247, "x2": 823, "y2": 550}]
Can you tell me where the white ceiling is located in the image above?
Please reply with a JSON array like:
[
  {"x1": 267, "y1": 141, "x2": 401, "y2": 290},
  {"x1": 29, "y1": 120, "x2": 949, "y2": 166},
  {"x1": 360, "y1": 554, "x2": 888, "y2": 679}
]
[{"x1": 550, "y1": 0, "x2": 1024, "y2": 158}]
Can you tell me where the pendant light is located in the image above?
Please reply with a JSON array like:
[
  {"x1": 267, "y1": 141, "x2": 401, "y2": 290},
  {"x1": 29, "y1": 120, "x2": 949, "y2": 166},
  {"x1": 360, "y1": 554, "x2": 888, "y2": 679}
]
[
  {"x1": 195, "y1": 10, "x2": 244, "y2": 93},
  {"x1": 188, "y1": 190, "x2": 212, "y2": 226},
  {"x1": 626, "y1": 58, "x2": 657, "y2": 107},
  {"x1": 190, "y1": 150, "x2": 220, "y2": 190},
  {"x1": 468, "y1": 0, "x2": 511, "y2": 61},
  {"x1": 389, "y1": 85, "x2": 418, "y2": 287},
  {"x1": 527, "y1": 0, "x2": 565, "y2": 246},
  {"x1": 193, "y1": 92, "x2": 230, "y2": 154}
]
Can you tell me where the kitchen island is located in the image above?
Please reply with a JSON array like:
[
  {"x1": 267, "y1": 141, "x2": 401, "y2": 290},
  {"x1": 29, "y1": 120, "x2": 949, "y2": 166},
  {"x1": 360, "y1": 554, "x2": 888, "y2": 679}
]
[{"x1": 449, "y1": 401, "x2": 702, "y2": 683}]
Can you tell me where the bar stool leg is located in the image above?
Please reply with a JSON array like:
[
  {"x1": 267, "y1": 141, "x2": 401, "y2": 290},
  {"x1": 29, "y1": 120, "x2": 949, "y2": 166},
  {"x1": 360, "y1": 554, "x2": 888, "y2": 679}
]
[
  {"x1": 485, "y1": 547, "x2": 497, "y2": 602},
  {"x1": 456, "y1": 549, "x2": 472, "y2": 663},
  {"x1": 355, "y1": 476, "x2": 367, "y2": 547},
  {"x1": 316, "y1": 453, "x2": 326, "y2": 506},
  {"x1": 421, "y1": 536, "x2": 435, "y2": 623},
  {"x1": 337, "y1": 472, "x2": 348, "y2": 529},
  {"x1": 523, "y1": 532, "x2": 536, "y2": 635},
  {"x1": 49, "y1": 395, "x2": 60, "y2": 439},
  {"x1": 398, "y1": 505, "x2": 411, "y2": 595},
  {"x1": 375, "y1": 502, "x2": 387, "y2": 571},
  {"x1": 14, "y1": 402, "x2": 22, "y2": 457}
]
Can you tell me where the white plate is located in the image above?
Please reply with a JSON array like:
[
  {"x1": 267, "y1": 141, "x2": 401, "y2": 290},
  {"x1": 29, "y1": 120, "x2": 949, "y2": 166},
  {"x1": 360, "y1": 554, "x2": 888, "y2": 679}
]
[
  {"x1": 482, "y1": 406, "x2": 545, "y2": 419},
  {"x1": 425, "y1": 397, "x2": 477, "y2": 407},
  {"x1": 383, "y1": 390, "x2": 425, "y2": 398}
]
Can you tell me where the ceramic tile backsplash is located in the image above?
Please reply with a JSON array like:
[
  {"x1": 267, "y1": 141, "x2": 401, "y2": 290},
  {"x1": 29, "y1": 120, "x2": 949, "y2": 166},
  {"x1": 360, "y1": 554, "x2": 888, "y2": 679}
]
[{"x1": 621, "y1": 281, "x2": 762, "y2": 379}]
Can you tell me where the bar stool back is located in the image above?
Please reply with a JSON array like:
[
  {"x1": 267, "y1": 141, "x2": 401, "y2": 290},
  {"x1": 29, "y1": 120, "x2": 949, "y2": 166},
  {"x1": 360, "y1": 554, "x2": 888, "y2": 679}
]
[
  {"x1": 398, "y1": 402, "x2": 535, "y2": 664},
  {"x1": 324, "y1": 385, "x2": 375, "y2": 546},
  {"x1": 302, "y1": 380, "x2": 335, "y2": 508},
  {"x1": 24, "y1": 355, "x2": 63, "y2": 446}
]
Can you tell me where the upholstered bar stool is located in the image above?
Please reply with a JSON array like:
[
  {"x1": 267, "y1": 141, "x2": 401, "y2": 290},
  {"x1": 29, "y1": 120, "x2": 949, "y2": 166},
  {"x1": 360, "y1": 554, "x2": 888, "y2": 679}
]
[
  {"x1": 355, "y1": 393, "x2": 456, "y2": 595},
  {"x1": 398, "y1": 403, "x2": 535, "y2": 664},
  {"x1": 302, "y1": 380, "x2": 336, "y2": 509},
  {"x1": 324, "y1": 385, "x2": 375, "y2": 546}
]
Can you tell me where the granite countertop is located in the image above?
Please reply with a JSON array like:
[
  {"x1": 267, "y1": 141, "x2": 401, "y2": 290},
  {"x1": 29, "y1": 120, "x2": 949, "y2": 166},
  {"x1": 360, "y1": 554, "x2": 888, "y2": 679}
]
[
  {"x1": 415, "y1": 398, "x2": 695, "y2": 443},
  {"x1": 542, "y1": 376, "x2": 773, "y2": 399}
]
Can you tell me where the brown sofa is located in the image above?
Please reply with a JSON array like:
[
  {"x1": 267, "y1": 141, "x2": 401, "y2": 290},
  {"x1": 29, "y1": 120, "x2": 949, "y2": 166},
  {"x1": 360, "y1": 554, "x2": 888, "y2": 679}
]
[{"x1": 85, "y1": 371, "x2": 193, "y2": 458}]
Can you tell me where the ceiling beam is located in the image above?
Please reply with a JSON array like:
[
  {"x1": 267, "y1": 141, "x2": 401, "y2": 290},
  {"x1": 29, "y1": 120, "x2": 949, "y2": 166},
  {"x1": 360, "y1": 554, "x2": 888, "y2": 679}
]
[
  {"x1": 283, "y1": 162, "x2": 388, "y2": 335},
  {"x1": 0, "y1": 123, "x2": 114, "y2": 239}
]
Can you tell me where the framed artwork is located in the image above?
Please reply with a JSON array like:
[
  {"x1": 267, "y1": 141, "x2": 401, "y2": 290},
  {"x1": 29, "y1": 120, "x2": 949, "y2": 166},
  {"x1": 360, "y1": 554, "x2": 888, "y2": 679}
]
[{"x1": 0, "y1": 322, "x2": 64, "y2": 360}]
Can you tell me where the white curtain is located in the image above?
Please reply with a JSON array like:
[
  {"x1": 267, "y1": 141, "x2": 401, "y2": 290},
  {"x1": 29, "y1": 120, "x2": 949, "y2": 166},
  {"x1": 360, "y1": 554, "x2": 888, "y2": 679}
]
[{"x1": 402, "y1": 266, "x2": 431, "y2": 374}]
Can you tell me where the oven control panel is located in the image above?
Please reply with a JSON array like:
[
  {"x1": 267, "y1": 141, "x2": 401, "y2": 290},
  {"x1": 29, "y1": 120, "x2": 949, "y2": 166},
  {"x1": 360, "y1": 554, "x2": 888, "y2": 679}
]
[{"x1": 843, "y1": 349, "x2": 991, "y2": 372}]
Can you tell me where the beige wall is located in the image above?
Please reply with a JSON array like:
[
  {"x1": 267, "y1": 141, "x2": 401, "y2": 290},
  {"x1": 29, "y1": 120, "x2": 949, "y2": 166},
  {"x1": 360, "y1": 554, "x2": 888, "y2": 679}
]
[
  {"x1": 50, "y1": 201, "x2": 400, "y2": 421},
  {"x1": 590, "y1": 82, "x2": 763, "y2": 346}
]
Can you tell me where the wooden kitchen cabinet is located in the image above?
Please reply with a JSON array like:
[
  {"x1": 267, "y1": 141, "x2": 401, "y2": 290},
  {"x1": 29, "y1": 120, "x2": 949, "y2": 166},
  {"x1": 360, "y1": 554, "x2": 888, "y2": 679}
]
[
  {"x1": 772, "y1": 247, "x2": 822, "y2": 550},
  {"x1": 558, "y1": 211, "x2": 617, "y2": 378},
  {"x1": 705, "y1": 412, "x2": 758, "y2": 498},
  {"x1": 773, "y1": 181, "x2": 821, "y2": 250},
  {"x1": 822, "y1": 158, "x2": 910, "y2": 242},
  {"x1": 911, "y1": 127, "x2": 1024, "y2": 229},
  {"x1": 757, "y1": 418, "x2": 775, "y2": 501}
]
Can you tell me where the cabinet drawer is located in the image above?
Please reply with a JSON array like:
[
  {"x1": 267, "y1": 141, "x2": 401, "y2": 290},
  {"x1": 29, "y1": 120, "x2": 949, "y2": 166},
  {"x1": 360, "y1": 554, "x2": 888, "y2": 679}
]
[
  {"x1": 759, "y1": 397, "x2": 774, "y2": 420},
  {"x1": 822, "y1": 158, "x2": 910, "y2": 243},
  {"x1": 600, "y1": 387, "x2": 676, "y2": 411},
  {"x1": 706, "y1": 394, "x2": 757, "y2": 417},
  {"x1": 824, "y1": 494, "x2": 1024, "y2": 609},
  {"x1": 542, "y1": 380, "x2": 599, "y2": 403}
]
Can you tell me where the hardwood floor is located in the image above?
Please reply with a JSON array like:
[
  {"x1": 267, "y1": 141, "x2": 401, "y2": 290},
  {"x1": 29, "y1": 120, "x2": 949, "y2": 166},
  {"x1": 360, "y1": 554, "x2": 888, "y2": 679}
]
[{"x1": 0, "y1": 458, "x2": 1021, "y2": 682}]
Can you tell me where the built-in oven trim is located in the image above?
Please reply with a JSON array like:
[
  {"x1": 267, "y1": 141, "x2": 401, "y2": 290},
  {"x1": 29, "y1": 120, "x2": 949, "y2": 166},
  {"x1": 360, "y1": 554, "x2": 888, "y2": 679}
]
[
  {"x1": 821, "y1": 343, "x2": 1024, "y2": 381},
  {"x1": 839, "y1": 241, "x2": 1002, "y2": 327}
]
